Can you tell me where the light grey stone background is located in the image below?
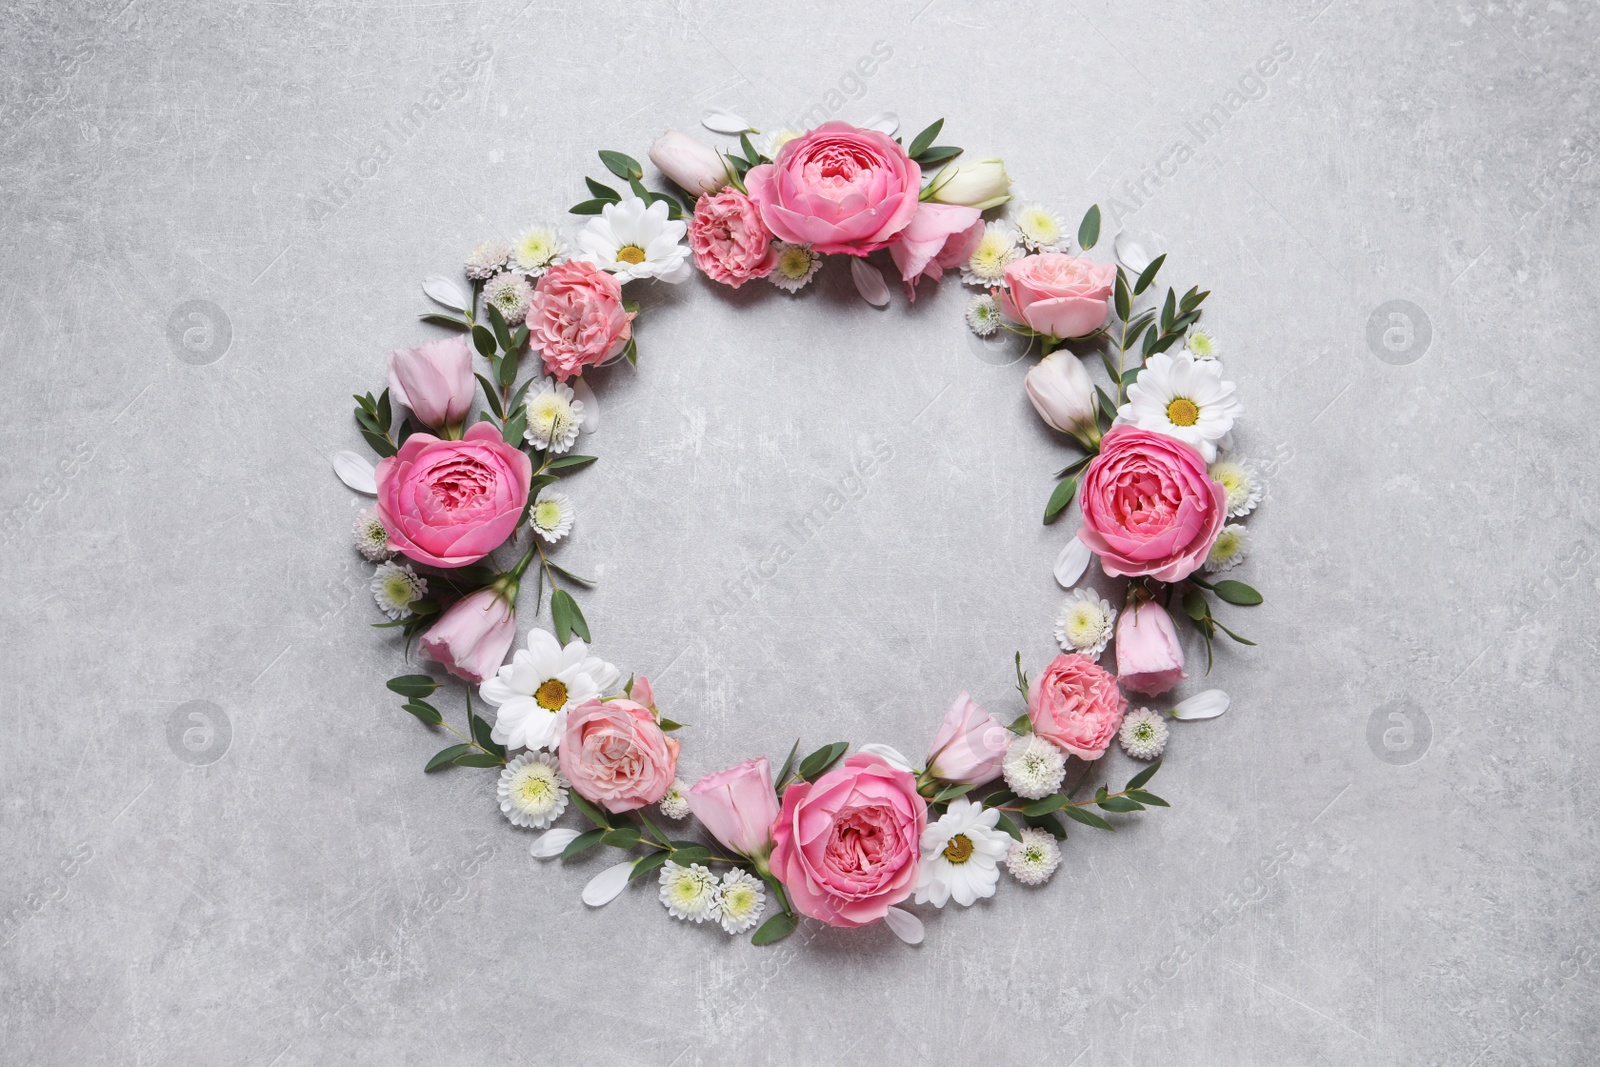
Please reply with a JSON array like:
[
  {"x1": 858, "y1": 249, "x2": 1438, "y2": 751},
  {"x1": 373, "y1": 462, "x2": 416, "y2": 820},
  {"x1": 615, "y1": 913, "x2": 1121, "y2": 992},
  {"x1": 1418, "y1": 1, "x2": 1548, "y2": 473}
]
[{"x1": 3, "y1": 0, "x2": 1597, "y2": 1063}]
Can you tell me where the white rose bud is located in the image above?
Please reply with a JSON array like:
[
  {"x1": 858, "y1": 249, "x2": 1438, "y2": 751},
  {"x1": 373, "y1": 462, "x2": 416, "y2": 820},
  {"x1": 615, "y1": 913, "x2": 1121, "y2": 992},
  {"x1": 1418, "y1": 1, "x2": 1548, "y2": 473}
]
[
  {"x1": 1025, "y1": 351, "x2": 1102, "y2": 450},
  {"x1": 648, "y1": 129, "x2": 730, "y2": 196},
  {"x1": 927, "y1": 157, "x2": 1013, "y2": 210}
]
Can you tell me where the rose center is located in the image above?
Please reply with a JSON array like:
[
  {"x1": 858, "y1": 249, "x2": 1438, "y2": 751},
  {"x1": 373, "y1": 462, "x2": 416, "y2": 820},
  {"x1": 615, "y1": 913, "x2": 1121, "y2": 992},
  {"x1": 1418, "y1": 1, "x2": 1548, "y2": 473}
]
[
  {"x1": 942, "y1": 834, "x2": 974, "y2": 864},
  {"x1": 1166, "y1": 397, "x2": 1200, "y2": 426},
  {"x1": 535, "y1": 678, "x2": 569, "y2": 710},
  {"x1": 616, "y1": 245, "x2": 647, "y2": 265}
]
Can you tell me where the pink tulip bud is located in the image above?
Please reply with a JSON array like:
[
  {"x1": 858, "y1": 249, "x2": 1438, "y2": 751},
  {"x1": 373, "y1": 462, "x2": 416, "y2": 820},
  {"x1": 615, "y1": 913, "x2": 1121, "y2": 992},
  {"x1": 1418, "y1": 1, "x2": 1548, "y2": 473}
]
[
  {"x1": 419, "y1": 586, "x2": 516, "y2": 684},
  {"x1": 687, "y1": 756, "x2": 780, "y2": 864},
  {"x1": 388, "y1": 335, "x2": 475, "y2": 435},
  {"x1": 1025, "y1": 351, "x2": 1102, "y2": 450},
  {"x1": 925, "y1": 693, "x2": 1009, "y2": 786},
  {"x1": 648, "y1": 129, "x2": 730, "y2": 196},
  {"x1": 1115, "y1": 600, "x2": 1187, "y2": 696}
]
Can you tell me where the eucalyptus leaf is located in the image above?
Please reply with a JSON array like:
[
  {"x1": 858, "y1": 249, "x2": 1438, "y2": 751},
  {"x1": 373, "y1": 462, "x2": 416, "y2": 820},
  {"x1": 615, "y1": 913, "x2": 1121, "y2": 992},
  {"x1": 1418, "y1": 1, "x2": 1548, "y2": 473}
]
[
  {"x1": 629, "y1": 850, "x2": 671, "y2": 881},
  {"x1": 1134, "y1": 253, "x2": 1166, "y2": 296},
  {"x1": 561, "y1": 828, "x2": 606, "y2": 859},
  {"x1": 401, "y1": 700, "x2": 443, "y2": 726},
  {"x1": 1211, "y1": 580, "x2": 1264, "y2": 606},
  {"x1": 1125, "y1": 759, "x2": 1162, "y2": 791},
  {"x1": 751, "y1": 910, "x2": 799, "y2": 946},
  {"x1": 797, "y1": 741, "x2": 849, "y2": 781},
  {"x1": 424, "y1": 744, "x2": 472, "y2": 772},
  {"x1": 1128, "y1": 789, "x2": 1169, "y2": 807},
  {"x1": 1022, "y1": 794, "x2": 1070, "y2": 816},
  {"x1": 1043, "y1": 476, "x2": 1078, "y2": 524},
  {"x1": 569, "y1": 198, "x2": 610, "y2": 215},
  {"x1": 598, "y1": 150, "x2": 644, "y2": 181},
  {"x1": 1061, "y1": 805, "x2": 1115, "y2": 831},
  {"x1": 1077, "y1": 204, "x2": 1101, "y2": 250},
  {"x1": 387, "y1": 675, "x2": 439, "y2": 698},
  {"x1": 471, "y1": 324, "x2": 497, "y2": 359},
  {"x1": 453, "y1": 752, "x2": 504, "y2": 768},
  {"x1": 550, "y1": 589, "x2": 591, "y2": 643},
  {"x1": 907, "y1": 118, "x2": 944, "y2": 157}
]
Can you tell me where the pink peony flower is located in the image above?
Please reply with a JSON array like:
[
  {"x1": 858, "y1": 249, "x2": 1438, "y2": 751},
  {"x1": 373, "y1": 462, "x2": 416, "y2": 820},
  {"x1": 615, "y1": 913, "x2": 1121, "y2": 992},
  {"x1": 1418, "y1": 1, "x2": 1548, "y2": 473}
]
[
  {"x1": 998, "y1": 252, "x2": 1116, "y2": 340},
  {"x1": 924, "y1": 692, "x2": 1009, "y2": 786},
  {"x1": 1078, "y1": 425, "x2": 1227, "y2": 582},
  {"x1": 559, "y1": 698, "x2": 681, "y2": 813},
  {"x1": 418, "y1": 586, "x2": 516, "y2": 684},
  {"x1": 687, "y1": 189, "x2": 778, "y2": 288},
  {"x1": 375, "y1": 422, "x2": 532, "y2": 569},
  {"x1": 743, "y1": 122, "x2": 923, "y2": 256},
  {"x1": 387, "y1": 335, "x2": 475, "y2": 435},
  {"x1": 1028, "y1": 653, "x2": 1128, "y2": 760},
  {"x1": 1116, "y1": 600, "x2": 1188, "y2": 696},
  {"x1": 888, "y1": 202, "x2": 983, "y2": 300},
  {"x1": 525, "y1": 260, "x2": 635, "y2": 381},
  {"x1": 687, "y1": 756, "x2": 780, "y2": 861},
  {"x1": 769, "y1": 753, "x2": 927, "y2": 928}
]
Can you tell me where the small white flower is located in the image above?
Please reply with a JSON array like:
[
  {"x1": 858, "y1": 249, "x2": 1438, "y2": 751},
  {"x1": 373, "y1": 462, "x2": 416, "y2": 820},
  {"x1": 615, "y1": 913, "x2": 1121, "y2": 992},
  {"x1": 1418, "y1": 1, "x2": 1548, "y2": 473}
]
[
  {"x1": 659, "y1": 778, "x2": 691, "y2": 820},
  {"x1": 962, "y1": 222, "x2": 1020, "y2": 288},
  {"x1": 1117, "y1": 351, "x2": 1243, "y2": 463},
  {"x1": 1209, "y1": 459, "x2": 1263, "y2": 518},
  {"x1": 761, "y1": 129, "x2": 802, "y2": 158},
  {"x1": 496, "y1": 751, "x2": 569, "y2": 828},
  {"x1": 370, "y1": 561, "x2": 426, "y2": 619},
  {"x1": 352, "y1": 508, "x2": 393, "y2": 561},
  {"x1": 1005, "y1": 827, "x2": 1063, "y2": 886},
  {"x1": 715, "y1": 869, "x2": 766, "y2": 933},
  {"x1": 575, "y1": 197, "x2": 690, "y2": 283},
  {"x1": 914, "y1": 798, "x2": 1012, "y2": 908},
  {"x1": 483, "y1": 271, "x2": 533, "y2": 324},
  {"x1": 766, "y1": 241, "x2": 822, "y2": 293},
  {"x1": 465, "y1": 239, "x2": 511, "y2": 280},
  {"x1": 1185, "y1": 325, "x2": 1221, "y2": 360},
  {"x1": 530, "y1": 488, "x2": 574, "y2": 544},
  {"x1": 1003, "y1": 733, "x2": 1067, "y2": 800},
  {"x1": 659, "y1": 861, "x2": 720, "y2": 922},
  {"x1": 1054, "y1": 588, "x2": 1117, "y2": 658},
  {"x1": 1014, "y1": 202, "x2": 1067, "y2": 251},
  {"x1": 966, "y1": 293, "x2": 1002, "y2": 336},
  {"x1": 523, "y1": 380, "x2": 584, "y2": 454},
  {"x1": 512, "y1": 226, "x2": 564, "y2": 276},
  {"x1": 1204, "y1": 523, "x2": 1251, "y2": 572},
  {"x1": 1119, "y1": 708, "x2": 1169, "y2": 760},
  {"x1": 479, "y1": 629, "x2": 621, "y2": 752}
]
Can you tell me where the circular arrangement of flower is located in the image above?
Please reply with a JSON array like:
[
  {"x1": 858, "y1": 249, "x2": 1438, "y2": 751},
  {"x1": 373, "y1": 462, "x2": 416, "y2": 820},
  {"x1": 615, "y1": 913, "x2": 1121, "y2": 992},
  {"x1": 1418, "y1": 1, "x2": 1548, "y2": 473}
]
[{"x1": 333, "y1": 112, "x2": 1266, "y2": 946}]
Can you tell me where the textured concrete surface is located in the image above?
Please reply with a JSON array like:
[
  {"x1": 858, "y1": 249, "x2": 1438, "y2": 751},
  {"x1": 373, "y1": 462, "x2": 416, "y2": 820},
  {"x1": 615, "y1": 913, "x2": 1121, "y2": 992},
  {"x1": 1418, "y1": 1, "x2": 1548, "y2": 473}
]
[{"x1": 3, "y1": 0, "x2": 1598, "y2": 1064}]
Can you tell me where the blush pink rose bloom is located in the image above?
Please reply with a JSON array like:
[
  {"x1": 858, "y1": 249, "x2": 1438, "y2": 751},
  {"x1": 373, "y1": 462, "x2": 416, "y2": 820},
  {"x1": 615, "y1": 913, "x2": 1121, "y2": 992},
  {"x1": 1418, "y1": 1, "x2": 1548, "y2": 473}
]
[
  {"x1": 888, "y1": 202, "x2": 983, "y2": 300},
  {"x1": 375, "y1": 422, "x2": 532, "y2": 569},
  {"x1": 924, "y1": 692, "x2": 1009, "y2": 786},
  {"x1": 769, "y1": 753, "x2": 927, "y2": 928},
  {"x1": 418, "y1": 586, "x2": 516, "y2": 684},
  {"x1": 687, "y1": 756, "x2": 781, "y2": 862},
  {"x1": 387, "y1": 335, "x2": 474, "y2": 435},
  {"x1": 1078, "y1": 425, "x2": 1227, "y2": 582},
  {"x1": 687, "y1": 189, "x2": 777, "y2": 288},
  {"x1": 1028, "y1": 653, "x2": 1128, "y2": 760},
  {"x1": 526, "y1": 260, "x2": 635, "y2": 381},
  {"x1": 1116, "y1": 600, "x2": 1187, "y2": 696},
  {"x1": 559, "y1": 699, "x2": 681, "y2": 813},
  {"x1": 744, "y1": 121, "x2": 923, "y2": 256},
  {"x1": 999, "y1": 252, "x2": 1116, "y2": 340}
]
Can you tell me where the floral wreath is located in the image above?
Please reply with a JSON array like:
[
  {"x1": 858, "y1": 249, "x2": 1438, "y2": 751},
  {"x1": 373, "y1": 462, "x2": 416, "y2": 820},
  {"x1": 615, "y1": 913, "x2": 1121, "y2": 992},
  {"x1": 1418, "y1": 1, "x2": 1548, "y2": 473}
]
[{"x1": 332, "y1": 113, "x2": 1267, "y2": 946}]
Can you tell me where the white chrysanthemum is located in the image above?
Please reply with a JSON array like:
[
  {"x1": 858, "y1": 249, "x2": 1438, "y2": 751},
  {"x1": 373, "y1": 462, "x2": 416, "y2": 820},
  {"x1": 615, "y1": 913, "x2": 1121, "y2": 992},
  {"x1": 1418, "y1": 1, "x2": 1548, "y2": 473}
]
[
  {"x1": 523, "y1": 379, "x2": 584, "y2": 453},
  {"x1": 483, "y1": 271, "x2": 533, "y2": 324},
  {"x1": 512, "y1": 226, "x2": 564, "y2": 276},
  {"x1": 496, "y1": 751, "x2": 569, "y2": 828},
  {"x1": 1185, "y1": 325, "x2": 1221, "y2": 360},
  {"x1": 370, "y1": 561, "x2": 426, "y2": 619},
  {"x1": 1004, "y1": 733, "x2": 1067, "y2": 800},
  {"x1": 352, "y1": 508, "x2": 393, "y2": 561},
  {"x1": 761, "y1": 129, "x2": 802, "y2": 158},
  {"x1": 1205, "y1": 523, "x2": 1251, "y2": 573},
  {"x1": 479, "y1": 629, "x2": 621, "y2": 751},
  {"x1": 962, "y1": 222, "x2": 1019, "y2": 288},
  {"x1": 530, "y1": 488, "x2": 574, "y2": 544},
  {"x1": 1014, "y1": 202, "x2": 1067, "y2": 251},
  {"x1": 1005, "y1": 827, "x2": 1062, "y2": 886},
  {"x1": 1119, "y1": 707, "x2": 1169, "y2": 760},
  {"x1": 465, "y1": 239, "x2": 511, "y2": 280},
  {"x1": 1054, "y1": 588, "x2": 1117, "y2": 658},
  {"x1": 914, "y1": 798, "x2": 1012, "y2": 908},
  {"x1": 659, "y1": 778, "x2": 691, "y2": 820},
  {"x1": 767, "y1": 241, "x2": 822, "y2": 293},
  {"x1": 659, "y1": 861, "x2": 719, "y2": 922},
  {"x1": 715, "y1": 869, "x2": 766, "y2": 933},
  {"x1": 966, "y1": 293, "x2": 1002, "y2": 336},
  {"x1": 1210, "y1": 459, "x2": 1263, "y2": 518},
  {"x1": 575, "y1": 197, "x2": 690, "y2": 283},
  {"x1": 1116, "y1": 351, "x2": 1243, "y2": 463}
]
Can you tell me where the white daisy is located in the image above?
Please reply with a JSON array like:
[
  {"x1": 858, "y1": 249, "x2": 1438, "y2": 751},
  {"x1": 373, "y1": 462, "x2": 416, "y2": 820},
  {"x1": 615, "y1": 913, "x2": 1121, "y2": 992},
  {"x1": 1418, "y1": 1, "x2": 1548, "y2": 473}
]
[
  {"x1": 1185, "y1": 325, "x2": 1221, "y2": 360},
  {"x1": 1005, "y1": 827, "x2": 1062, "y2": 886},
  {"x1": 352, "y1": 508, "x2": 393, "y2": 561},
  {"x1": 483, "y1": 271, "x2": 533, "y2": 324},
  {"x1": 1054, "y1": 588, "x2": 1117, "y2": 658},
  {"x1": 766, "y1": 241, "x2": 821, "y2": 293},
  {"x1": 1119, "y1": 708, "x2": 1169, "y2": 760},
  {"x1": 1003, "y1": 733, "x2": 1067, "y2": 800},
  {"x1": 496, "y1": 751, "x2": 569, "y2": 828},
  {"x1": 479, "y1": 629, "x2": 621, "y2": 751},
  {"x1": 913, "y1": 798, "x2": 1012, "y2": 908},
  {"x1": 511, "y1": 225, "x2": 564, "y2": 276},
  {"x1": 530, "y1": 488, "x2": 574, "y2": 544},
  {"x1": 1209, "y1": 459, "x2": 1263, "y2": 518},
  {"x1": 523, "y1": 380, "x2": 584, "y2": 453},
  {"x1": 575, "y1": 197, "x2": 690, "y2": 284},
  {"x1": 465, "y1": 239, "x2": 511, "y2": 280},
  {"x1": 370, "y1": 561, "x2": 426, "y2": 619},
  {"x1": 1116, "y1": 351, "x2": 1243, "y2": 463},
  {"x1": 962, "y1": 222, "x2": 1019, "y2": 288},
  {"x1": 1204, "y1": 523, "x2": 1251, "y2": 573},
  {"x1": 715, "y1": 869, "x2": 766, "y2": 933},
  {"x1": 659, "y1": 861, "x2": 719, "y2": 922},
  {"x1": 659, "y1": 779, "x2": 692, "y2": 820},
  {"x1": 1014, "y1": 202, "x2": 1067, "y2": 251},
  {"x1": 966, "y1": 293, "x2": 1002, "y2": 336}
]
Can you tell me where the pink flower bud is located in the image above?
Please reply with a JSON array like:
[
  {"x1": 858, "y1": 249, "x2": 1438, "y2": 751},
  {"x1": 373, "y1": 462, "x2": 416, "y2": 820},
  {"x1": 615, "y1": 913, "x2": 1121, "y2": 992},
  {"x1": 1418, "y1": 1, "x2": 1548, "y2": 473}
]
[
  {"x1": 1025, "y1": 351, "x2": 1101, "y2": 449},
  {"x1": 419, "y1": 586, "x2": 516, "y2": 684},
  {"x1": 648, "y1": 129, "x2": 729, "y2": 195},
  {"x1": 1115, "y1": 600, "x2": 1187, "y2": 696},
  {"x1": 687, "y1": 756, "x2": 780, "y2": 862},
  {"x1": 925, "y1": 693, "x2": 1009, "y2": 786},
  {"x1": 387, "y1": 335, "x2": 474, "y2": 435}
]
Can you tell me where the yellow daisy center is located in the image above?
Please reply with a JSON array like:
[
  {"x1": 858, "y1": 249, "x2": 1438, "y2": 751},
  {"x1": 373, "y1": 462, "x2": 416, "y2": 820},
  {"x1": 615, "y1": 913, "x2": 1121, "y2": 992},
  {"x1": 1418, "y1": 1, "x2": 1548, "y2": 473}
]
[
  {"x1": 943, "y1": 834, "x2": 975, "y2": 864},
  {"x1": 534, "y1": 500, "x2": 563, "y2": 529},
  {"x1": 514, "y1": 771, "x2": 554, "y2": 806},
  {"x1": 616, "y1": 245, "x2": 647, "y2": 265},
  {"x1": 535, "y1": 678, "x2": 568, "y2": 710},
  {"x1": 1166, "y1": 397, "x2": 1200, "y2": 426},
  {"x1": 779, "y1": 247, "x2": 812, "y2": 278}
]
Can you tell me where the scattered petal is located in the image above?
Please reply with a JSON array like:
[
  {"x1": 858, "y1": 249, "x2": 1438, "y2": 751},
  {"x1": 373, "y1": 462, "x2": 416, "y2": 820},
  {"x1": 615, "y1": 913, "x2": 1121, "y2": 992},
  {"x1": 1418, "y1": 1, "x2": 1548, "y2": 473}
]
[
  {"x1": 572, "y1": 377, "x2": 600, "y2": 432},
  {"x1": 529, "y1": 827, "x2": 582, "y2": 858},
  {"x1": 332, "y1": 450, "x2": 377, "y2": 495},
  {"x1": 421, "y1": 274, "x2": 470, "y2": 312},
  {"x1": 700, "y1": 109, "x2": 752, "y2": 135},
  {"x1": 883, "y1": 906, "x2": 924, "y2": 945},
  {"x1": 1053, "y1": 537, "x2": 1092, "y2": 588},
  {"x1": 582, "y1": 860, "x2": 636, "y2": 906},
  {"x1": 1170, "y1": 689, "x2": 1231, "y2": 721},
  {"x1": 850, "y1": 257, "x2": 890, "y2": 307},
  {"x1": 858, "y1": 743, "x2": 914, "y2": 773},
  {"x1": 862, "y1": 112, "x2": 899, "y2": 136},
  {"x1": 1113, "y1": 232, "x2": 1152, "y2": 274}
]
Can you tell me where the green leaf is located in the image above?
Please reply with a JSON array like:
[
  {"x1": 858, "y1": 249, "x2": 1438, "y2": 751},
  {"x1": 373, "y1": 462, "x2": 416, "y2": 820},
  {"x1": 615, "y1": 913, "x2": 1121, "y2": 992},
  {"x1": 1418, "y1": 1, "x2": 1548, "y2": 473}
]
[
  {"x1": 1160, "y1": 289, "x2": 1176, "y2": 332},
  {"x1": 601, "y1": 827, "x2": 641, "y2": 849},
  {"x1": 471, "y1": 323, "x2": 497, "y2": 359},
  {"x1": 546, "y1": 454, "x2": 598, "y2": 472},
  {"x1": 1211, "y1": 580, "x2": 1263, "y2": 606},
  {"x1": 475, "y1": 374, "x2": 505, "y2": 420},
  {"x1": 425, "y1": 744, "x2": 473, "y2": 772},
  {"x1": 401, "y1": 700, "x2": 443, "y2": 726},
  {"x1": 570, "y1": 792, "x2": 610, "y2": 829},
  {"x1": 914, "y1": 145, "x2": 963, "y2": 166},
  {"x1": 797, "y1": 741, "x2": 849, "y2": 781},
  {"x1": 657, "y1": 717, "x2": 685, "y2": 731},
  {"x1": 1054, "y1": 454, "x2": 1092, "y2": 478},
  {"x1": 354, "y1": 407, "x2": 383, "y2": 435},
  {"x1": 629, "y1": 850, "x2": 671, "y2": 881},
  {"x1": 1114, "y1": 269, "x2": 1131, "y2": 321},
  {"x1": 546, "y1": 561, "x2": 595, "y2": 586},
  {"x1": 1077, "y1": 204, "x2": 1101, "y2": 250},
  {"x1": 994, "y1": 811, "x2": 1023, "y2": 842},
  {"x1": 740, "y1": 131, "x2": 761, "y2": 165},
  {"x1": 387, "y1": 674, "x2": 439, "y2": 698},
  {"x1": 1128, "y1": 789, "x2": 1169, "y2": 807},
  {"x1": 501, "y1": 408, "x2": 527, "y2": 447},
  {"x1": 751, "y1": 910, "x2": 799, "y2": 946},
  {"x1": 1125, "y1": 759, "x2": 1162, "y2": 791},
  {"x1": 1182, "y1": 587, "x2": 1210, "y2": 623},
  {"x1": 1061, "y1": 805, "x2": 1115, "y2": 831},
  {"x1": 907, "y1": 118, "x2": 944, "y2": 158},
  {"x1": 599, "y1": 150, "x2": 643, "y2": 181},
  {"x1": 497, "y1": 345, "x2": 518, "y2": 392},
  {"x1": 585, "y1": 176, "x2": 621, "y2": 201},
  {"x1": 1007, "y1": 712, "x2": 1032, "y2": 735},
  {"x1": 418, "y1": 312, "x2": 470, "y2": 330},
  {"x1": 1043, "y1": 476, "x2": 1078, "y2": 524},
  {"x1": 1096, "y1": 385, "x2": 1119, "y2": 423},
  {"x1": 561, "y1": 828, "x2": 606, "y2": 859},
  {"x1": 1022, "y1": 811, "x2": 1067, "y2": 839},
  {"x1": 1215, "y1": 620, "x2": 1257, "y2": 646},
  {"x1": 933, "y1": 782, "x2": 976, "y2": 803},
  {"x1": 1180, "y1": 287, "x2": 1210, "y2": 313},
  {"x1": 485, "y1": 302, "x2": 513, "y2": 352},
  {"x1": 621, "y1": 336, "x2": 638, "y2": 368},
  {"x1": 470, "y1": 714, "x2": 505, "y2": 759},
  {"x1": 1098, "y1": 795, "x2": 1145, "y2": 812},
  {"x1": 453, "y1": 752, "x2": 504, "y2": 768},
  {"x1": 361, "y1": 429, "x2": 397, "y2": 458},
  {"x1": 511, "y1": 324, "x2": 528, "y2": 351},
  {"x1": 550, "y1": 588, "x2": 591, "y2": 643},
  {"x1": 376, "y1": 388, "x2": 392, "y2": 432},
  {"x1": 1022, "y1": 794, "x2": 1070, "y2": 817},
  {"x1": 1134, "y1": 253, "x2": 1166, "y2": 296},
  {"x1": 568, "y1": 198, "x2": 611, "y2": 215},
  {"x1": 775, "y1": 739, "x2": 801, "y2": 791},
  {"x1": 669, "y1": 844, "x2": 711, "y2": 865},
  {"x1": 508, "y1": 375, "x2": 534, "y2": 415}
]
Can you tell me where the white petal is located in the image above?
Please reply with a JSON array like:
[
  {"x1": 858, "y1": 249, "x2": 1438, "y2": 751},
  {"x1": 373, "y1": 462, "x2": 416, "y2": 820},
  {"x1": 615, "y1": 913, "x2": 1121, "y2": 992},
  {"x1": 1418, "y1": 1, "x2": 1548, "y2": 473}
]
[
  {"x1": 332, "y1": 451, "x2": 377, "y2": 495},
  {"x1": 530, "y1": 828, "x2": 581, "y2": 858},
  {"x1": 572, "y1": 378, "x2": 600, "y2": 432},
  {"x1": 1113, "y1": 232, "x2": 1152, "y2": 274},
  {"x1": 858, "y1": 744, "x2": 914, "y2": 774},
  {"x1": 582, "y1": 861, "x2": 636, "y2": 906},
  {"x1": 1054, "y1": 537, "x2": 1092, "y2": 588},
  {"x1": 850, "y1": 257, "x2": 890, "y2": 307},
  {"x1": 1170, "y1": 689, "x2": 1231, "y2": 720},
  {"x1": 884, "y1": 906, "x2": 924, "y2": 945},
  {"x1": 862, "y1": 112, "x2": 899, "y2": 136},
  {"x1": 422, "y1": 274, "x2": 470, "y2": 312},
  {"x1": 701, "y1": 109, "x2": 752, "y2": 135}
]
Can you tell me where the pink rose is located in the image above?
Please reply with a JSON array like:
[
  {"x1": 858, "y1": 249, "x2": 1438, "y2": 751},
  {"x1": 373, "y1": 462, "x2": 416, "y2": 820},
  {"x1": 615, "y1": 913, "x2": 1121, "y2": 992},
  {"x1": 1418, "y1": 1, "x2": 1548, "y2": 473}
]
[
  {"x1": 924, "y1": 693, "x2": 1009, "y2": 786},
  {"x1": 375, "y1": 422, "x2": 532, "y2": 569},
  {"x1": 418, "y1": 586, "x2": 516, "y2": 684},
  {"x1": 1116, "y1": 600, "x2": 1187, "y2": 696},
  {"x1": 688, "y1": 189, "x2": 777, "y2": 288},
  {"x1": 1078, "y1": 425, "x2": 1227, "y2": 582},
  {"x1": 387, "y1": 335, "x2": 474, "y2": 435},
  {"x1": 1028, "y1": 653, "x2": 1128, "y2": 760},
  {"x1": 744, "y1": 122, "x2": 922, "y2": 256},
  {"x1": 526, "y1": 260, "x2": 634, "y2": 381},
  {"x1": 769, "y1": 753, "x2": 927, "y2": 928},
  {"x1": 559, "y1": 699, "x2": 681, "y2": 813},
  {"x1": 687, "y1": 756, "x2": 780, "y2": 862},
  {"x1": 999, "y1": 253, "x2": 1116, "y2": 340},
  {"x1": 888, "y1": 202, "x2": 983, "y2": 300}
]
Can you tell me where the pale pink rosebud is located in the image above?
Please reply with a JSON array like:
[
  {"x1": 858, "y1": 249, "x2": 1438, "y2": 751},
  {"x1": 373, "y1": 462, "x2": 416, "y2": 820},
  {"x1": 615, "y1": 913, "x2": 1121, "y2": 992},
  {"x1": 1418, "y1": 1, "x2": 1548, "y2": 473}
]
[
  {"x1": 648, "y1": 129, "x2": 730, "y2": 196},
  {"x1": 388, "y1": 335, "x2": 475, "y2": 435},
  {"x1": 687, "y1": 756, "x2": 780, "y2": 864},
  {"x1": 419, "y1": 586, "x2": 516, "y2": 684},
  {"x1": 1115, "y1": 600, "x2": 1187, "y2": 697},
  {"x1": 925, "y1": 693, "x2": 1009, "y2": 786},
  {"x1": 1025, "y1": 351, "x2": 1102, "y2": 450}
]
